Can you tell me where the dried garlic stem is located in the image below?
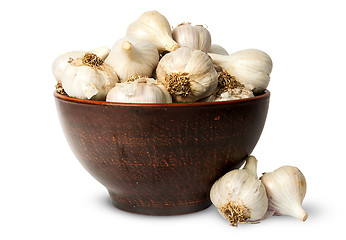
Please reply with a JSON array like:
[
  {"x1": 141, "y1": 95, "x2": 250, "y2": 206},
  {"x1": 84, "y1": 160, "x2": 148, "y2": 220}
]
[
  {"x1": 219, "y1": 201, "x2": 251, "y2": 227},
  {"x1": 243, "y1": 156, "x2": 258, "y2": 178},
  {"x1": 166, "y1": 72, "x2": 191, "y2": 97},
  {"x1": 121, "y1": 41, "x2": 132, "y2": 51}
]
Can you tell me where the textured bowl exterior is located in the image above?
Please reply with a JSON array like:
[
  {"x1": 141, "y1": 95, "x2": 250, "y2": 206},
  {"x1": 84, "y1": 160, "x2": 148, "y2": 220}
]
[{"x1": 54, "y1": 91, "x2": 270, "y2": 215}]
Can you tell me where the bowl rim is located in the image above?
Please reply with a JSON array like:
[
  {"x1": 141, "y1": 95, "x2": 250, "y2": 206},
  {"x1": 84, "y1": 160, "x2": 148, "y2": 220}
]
[{"x1": 54, "y1": 90, "x2": 270, "y2": 107}]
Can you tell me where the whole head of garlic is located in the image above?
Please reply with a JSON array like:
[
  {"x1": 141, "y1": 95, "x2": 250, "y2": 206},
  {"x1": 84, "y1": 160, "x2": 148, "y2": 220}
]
[
  {"x1": 210, "y1": 156, "x2": 268, "y2": 227},
  {"x1": 156, "y1": 47, "x2": 218, "y2": 103},
  {"x1": 209, "y1": 49, "x2": 273, "y2": 93},
  {"x1": 52, "y1": 46, "x2": 111, "y2": 83},
  {"x1": 105, "y1": 37, "x2": 159, "y2": 82},
  {"x1": 106, "y1": 77, "x2": 172, "y2": 104},
  {"x1": 60, "y1": 47, "x2": 118, "y2": 100},
  {"x1": 126, "y1": 10, "x2": 179, "y2": 53},
  {"x1": 261, "y1": 166, "x2": 308, "y2": 222},
  {"x1": 172, "y1": 22, "x2": 211, "y2": 53}
]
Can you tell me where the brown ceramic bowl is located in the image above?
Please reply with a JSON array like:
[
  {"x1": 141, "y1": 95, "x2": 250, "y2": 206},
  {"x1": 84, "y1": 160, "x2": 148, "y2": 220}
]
[{"x1": 54, "y1": 91, "x2": 270, "y2": 215}]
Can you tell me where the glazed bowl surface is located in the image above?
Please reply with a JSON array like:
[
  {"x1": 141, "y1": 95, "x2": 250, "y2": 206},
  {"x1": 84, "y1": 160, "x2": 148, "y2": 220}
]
[{"x1": 54, "y1": 91, "x2": 270, "y2": 215}]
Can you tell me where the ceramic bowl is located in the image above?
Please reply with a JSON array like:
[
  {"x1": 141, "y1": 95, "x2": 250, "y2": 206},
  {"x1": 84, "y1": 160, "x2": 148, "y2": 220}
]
[{"x1": 54, "y1": 91, "x2": 270, "y2": 215}]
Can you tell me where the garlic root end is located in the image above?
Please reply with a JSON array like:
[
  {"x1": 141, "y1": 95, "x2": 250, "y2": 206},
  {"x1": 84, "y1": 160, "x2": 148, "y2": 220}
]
[
  {"x1": 219, "y1": 201, "x2": 251, "y2": 227},
  {"x1": 166, "y1": 72, "x2": 191, "y2": 97}
]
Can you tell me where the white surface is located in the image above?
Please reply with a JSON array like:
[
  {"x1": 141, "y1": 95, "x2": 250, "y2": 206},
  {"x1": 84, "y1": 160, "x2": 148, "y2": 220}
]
[{"x1": 1, "y1": 0, "x2": 345, "y2": 239}]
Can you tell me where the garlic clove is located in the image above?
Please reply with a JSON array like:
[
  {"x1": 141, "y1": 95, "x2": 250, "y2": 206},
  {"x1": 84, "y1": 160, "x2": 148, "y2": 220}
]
[
  {"x1": 105, "y1": 37, "x2": 159, "y2": 82},
  {"x1": 210, "y1": 156, "x2": 268, "y2": 227},
  {"x1": 156, "y1": 47, "x2": 218, "y2": 103},
  {"x1": 172, "y1": 22, "x2": 211, "y2": 52},
  {"x1": 126, "y1": 11, "x2": 179, "y2": 53},
  {"x1": 261, "y1": 166, "x2": 308, "y2": 222},
  {"x1": 209, "y1": 49, "x2": 273, "y2": 93},
  {"x1": 106, "y1": 78, "x2": 172, "y2": 104}
]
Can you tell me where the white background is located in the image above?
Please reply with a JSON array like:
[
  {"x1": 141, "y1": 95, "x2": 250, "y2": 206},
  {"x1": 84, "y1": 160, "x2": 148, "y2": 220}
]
[{"x1": 1, "y1": 0, "x2": 345, "y2": 239}]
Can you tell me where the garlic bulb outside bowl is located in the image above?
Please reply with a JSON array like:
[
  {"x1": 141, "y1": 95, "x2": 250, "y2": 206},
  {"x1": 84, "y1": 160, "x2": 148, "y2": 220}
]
[
  {"x1": 210, "y1": 156, "x2": 268, "y2": 226},
  {"x1": 106, "y1": 78, "x2": 172, "y2": 104},
  {"x1": 261, "y1": 166, "x2": 308, "y2": 222}
]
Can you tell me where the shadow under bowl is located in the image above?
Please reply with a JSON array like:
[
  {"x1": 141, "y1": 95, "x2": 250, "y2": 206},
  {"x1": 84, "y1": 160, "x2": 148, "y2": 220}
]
[{"x1": 54, "y1": 91, "x2": 270, "y2": 215}]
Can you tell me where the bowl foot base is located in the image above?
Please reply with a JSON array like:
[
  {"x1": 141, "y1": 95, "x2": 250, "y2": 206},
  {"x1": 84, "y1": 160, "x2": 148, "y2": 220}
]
[{"x1": 108, "y1": 191, "x2": 212, "y2": 216}]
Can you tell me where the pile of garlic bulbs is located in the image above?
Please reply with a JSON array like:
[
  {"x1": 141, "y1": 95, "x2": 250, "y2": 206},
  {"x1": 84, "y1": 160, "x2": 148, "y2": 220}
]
[
  {"x1": 210, "y1": 156, "x2": 308, "y2": 227},
  {"x1": 52, "y1": 10, "x2": 273, "y2": 103}
]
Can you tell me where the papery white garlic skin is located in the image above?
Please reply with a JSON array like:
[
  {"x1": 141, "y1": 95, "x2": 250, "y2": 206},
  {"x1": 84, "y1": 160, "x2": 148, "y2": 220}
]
[
  {"x1": 52, "y1": 51, "x2": 85, "y2": 82},
  {"x1": 209, "y1": 44, "x2": 229, "y2": 73},
  {"x1": 209, "y1": 44, "x2": 229, "y2": 55},
  {"x1": 61, "y1": 51, "x2": 118, "y2": 100},
  {"x1": 261, "y1": 166, "x2": 308, "y2": 222},
  {"x1": 172, "y1": 23, "x2": 211, "y2": 52},
  {"x1": 105, "y1": 37, "x2": 159, "y2": 82},
  {"x1": 52, "y1": 46, "x2": 111, "y2": 83},
  {"x1": 215, "y1": 87, "x2": 254, "y2": 101},
  {"x1": 210, "y1": 156, "x2": 268, "y2": 226},
  {"x1": 156, "y1": 47, "x2": 218, "y2": 103},
  {"x1": 209, "y1": 49, "x2": 272, "y2": 93},
  {"x1": 126, "y1": 10, "x2": 179, "y2": 53},
  {"x1": 106, "y1": 78, "x2": 172, "y2": 104}
]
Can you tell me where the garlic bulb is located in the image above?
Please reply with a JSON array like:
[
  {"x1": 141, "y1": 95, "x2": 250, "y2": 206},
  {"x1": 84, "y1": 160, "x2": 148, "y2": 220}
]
[
  {"x1": 60, "y1": 48, "x2": 118, "y2": 100},
  {"x1": 126, "y1": 11, "x2": 179, "y2": 53},
  {"x1": 105, "y1": 37, "x2": 159, "y2": 82},
  {"x1": 52, "y1": 46, "x2": 110, "y2": 82},
  {"x1": 261, "y1": 166, "x2": 308, "y2": 222},
  {"x1": 209, "y1": 49, "x2": 273, "y2": 93},
  {"x1": 209, "y1": 44, "x2": 229, "y2": 55},
  {"x1": 172, "y1": 22, "x2": 211, "y2": 52},
  {"x1": 210, "y1": 156, "x2": 268, "y2": 227},
  {"x1": 156, "y1": 47, "x2": 218, "y2": 103},
  {"x1": 106, "y1": 78, "x2": 172, "y2": 103}
]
